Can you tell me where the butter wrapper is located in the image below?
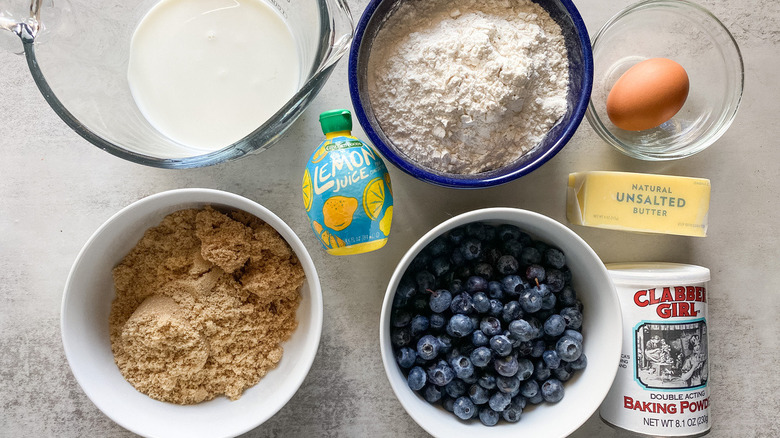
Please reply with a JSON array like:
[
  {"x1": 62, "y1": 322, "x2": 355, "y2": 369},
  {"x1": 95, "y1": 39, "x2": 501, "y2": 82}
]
[{"x1": 567, "y1": 171, "x2": 710, "y2": 237}]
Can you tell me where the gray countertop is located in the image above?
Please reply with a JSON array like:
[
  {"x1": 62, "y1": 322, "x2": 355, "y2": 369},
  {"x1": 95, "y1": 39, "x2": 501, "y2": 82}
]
[{"x1": 1, "y1": 0, "x2": 778, "y2": 436}]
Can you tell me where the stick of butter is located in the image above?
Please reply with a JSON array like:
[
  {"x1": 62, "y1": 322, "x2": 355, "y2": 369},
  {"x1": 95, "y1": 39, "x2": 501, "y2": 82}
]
[{"x1": 567, "y1": 171, "x2": 710, "y2": 237}]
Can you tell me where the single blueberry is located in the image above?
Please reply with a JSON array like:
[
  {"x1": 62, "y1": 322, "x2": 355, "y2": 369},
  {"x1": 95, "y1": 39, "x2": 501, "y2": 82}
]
[
  {"x1": 533, "y1": 359, "x2": 551, "y2": 381},
  {"x1": 428, "y1": 236, "x2": 450, "y2": 257},
  {"x1": 480, "y1": 316, "x2": 503, "y2": 337},
  {"x1": 527, "y1": 391, "x2": 544, "y2": 405},
  {"x1": 396, "y1": 278, "x2": 417, "y2": 300},
  {"x1": 488, "y1": 391, "x2": 512, "y2": 412},
  {"x1": 460, "y1": 238, "x2": 482, "y2": 261},
  {"x1": 450, "y1": 356, "x2": 475, "y2": 379},
  {"x1": 450, "y1": 292, "x2": 474, "y2": 315},
  {"x1": 502, "y1": 239, "x2": 523, "y2": 259},
  {"x1": 442, "y1": 396, "x2": 456, "y2": 412},
  {"x1": 445, "y1": 379, "x2": 467, "y2": 398},
  {"x1": 543, "y1": 350, "x2": 561, "y2": 370},
  {"x1": 470, "y1": 346, "x2": 492, "y2": 368},
  {"x1": 450, "y1": 249, "x2": 466, "y2": 267},
  {"x1": 497, "y1": 224, "x2": 522, "y2": 241},
  {"x1": 478, "y1": 374, "x2": 497, "y2": 390},
  {"x1": 555, "y1": 336, "x2": 583, "y2": 362},
  {"x1": 501, "y1": 301, "x2": 523, "y2": 323},
  {"x1": 501, "y1": 275, "x2": 524, "y2": 297},
  {"x1": 564, "y1": 329, "x2": 583, "y2": 343},
  {"x1": 525, "y1": 264, "x2": 546, "y2": 283},
  {"x1": 494, "y1": 355, "x2": 520, "y2": 377},
  {"x1": 479, "y1": 407, "x2": 500, "y2": 426},
  {"x1": 447, "y1": 226, "x2": 467, "y2": 245},
  {"x1": 466, "y1": 276, "x2": 488, "y2": 293},
  {"x1": 496, "y1": 255, "x2": 519, "y2": 275},
  {"x1": 410, "y1": 315, "x2": 430, "y2": 338},
  {"x1": 430, "y1": 313, "x2": 446, "y2": 331},
  {"x1": 502, "y1": 400, "x2": 523, "y2": 423},
  {"x1": 396, "y1": 347, "x2": 417, "y2": 368},
  {"x1": 453, "y1": 396, "x2": 477, "y2": 420},
  {"x1": 469, "y1": 384, "x2": 490, "y2": 405},
  {"x1": 545, "y1": 269, "x2": 565, "y2": 293},
  {"x1": 570, "y1": 353, "x2": 588, "y2": 370},
  {"x1": 541, "y1": 291, "x2": 557, "y2": 310},
  {"x1": 415, "y1": 270, "x2": 436, "y2": 294},
  {"x1": 472, "y1": 329, "x2": 489, "y2": 347},
  {"x1": 519, "y1": 379, "x2": 539, "y2": 398},
  {"x1": 430, "y1": 256, "x2": 451, "y2": 278},
  {"x1": 490, "y1": 335, "x2": 513, "y2": 357},
  {"x1": 531, "y1": 340, "x2": 546, "y2": 358},
  {"x1": 472, "y1": 292, "x2": 490, "y2": 314},
  {"x1": 447, "y1": 314, "x2": 474, "y2": 338},
  {"x1": 407, "y1": 366, "x2": 426, "y2": 391},
  {"x1": 427, "y1": 360, "x2": 455, "y2": 386},
  {"x1": 514, "y1": 340, "x2": 534, "y2": 357},
  {"x1": 423, "y1": 384, "x2": 443, "y2": 403},
  {"x1": 473, "y1": 263, "x2": 493, "y2": 280},
  {"x1": 519, "y1": 288, "x2": 543, "y2": 313},
  {"x1": 553, "y1": 363, "x2": 574, "y2": 382},
  {"x1": 543, "y1": 314, "x2": 566, "y2": 337},
  {"x1": 391, "y1": 309, "x2": 412, "y2": 328},
  {"x1": 541, "y1": 378, "x2": 565, "y2": 403},
  {"x1": 508, "y1": 319, "x2": 536, "y2": 342},
  {"x1": 416, "y1": 334, "x2": 440, "y2": 360},
  {"x1": 429, "y1": 289, "x2": 452, "y2": 313},
  {"x1": 544, "y1": 248, "x2": 566, "y2": 269},
  {"x1": 516, "y1": 358, "x2": 534, "y2": 381},
  {"x1": 560, "y1": 307, "x2": 583, "y2": 330},
  {"x1": 559, "y1": 286, "x2": 578, "y2": 307},
  {"x1": 496, "y1": 375, "x2": 521, "y2": 394},
  {"x1": 488, "y1": 299, "x2": 504, "y2": 317},
  {"x1": 487, "y1": 281, "x2": 504, "y2": 300},
  {"x1": 391, "y1": 327, "x2": 411, "y2": 347},
  {"x1": 437, "y1": 334, "x2": 453, "y2": 354},
  {"x1": 520, "y1": 247, "x2": 541, "y2": 265},
  {"x1": 461, "y1": 372, "x2": 479, "y2": 385}
]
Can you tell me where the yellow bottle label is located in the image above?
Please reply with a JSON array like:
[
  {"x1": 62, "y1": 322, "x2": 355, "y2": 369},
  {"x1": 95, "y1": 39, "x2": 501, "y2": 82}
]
[{"x1": 567, "y1": 171, "x2": 710, "y2": 237}]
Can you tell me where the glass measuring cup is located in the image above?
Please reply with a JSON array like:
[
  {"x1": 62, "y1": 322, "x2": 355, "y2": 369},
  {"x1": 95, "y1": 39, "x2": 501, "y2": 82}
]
[{"x1": 1, "y1": 0, "x2": 353, "y2": 168}]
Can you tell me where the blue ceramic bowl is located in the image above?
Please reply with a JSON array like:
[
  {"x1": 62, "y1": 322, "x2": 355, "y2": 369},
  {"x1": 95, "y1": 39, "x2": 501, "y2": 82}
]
[{"x1": 348, "y1": 0, "x2": 593, "y2": 189}]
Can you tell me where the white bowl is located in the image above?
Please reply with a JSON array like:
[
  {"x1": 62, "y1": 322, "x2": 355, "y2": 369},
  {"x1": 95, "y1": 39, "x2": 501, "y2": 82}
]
[
  {"x1": 61, "y1": 188, "x2": 323, "y2": 438},
  {"x1": 379, "y1": 208, "x2": 621, "y2": 437}
]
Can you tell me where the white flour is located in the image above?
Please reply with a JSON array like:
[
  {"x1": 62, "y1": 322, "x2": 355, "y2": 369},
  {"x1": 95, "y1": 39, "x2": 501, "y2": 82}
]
[{"x1": 368, "y1": 0, "x2": 569, "y2": 175}]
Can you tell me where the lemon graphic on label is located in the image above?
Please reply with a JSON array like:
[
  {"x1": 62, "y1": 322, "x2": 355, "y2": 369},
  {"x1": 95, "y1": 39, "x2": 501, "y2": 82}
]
[
  {"x1": 302, "y1": 169, "x2": 313, "y2": 212},
  {"x1": 363, "y1": 177, "x2": 386, "y2": 221},
  {"x1": 311, "y1": 220, "x2": 346, "y2": 249},
  {"x1": 379, "y1": 206, "x2": 393, "y2": 237},
  {"x1": 310, "y1": 144, "x2": 329, "y2": 164},
  {"x1": 323, "y1": 196, "x2": 358, "y2": 231},
  {"x1": 384, "y1": 172, "x2": 393, "y2": 197}
]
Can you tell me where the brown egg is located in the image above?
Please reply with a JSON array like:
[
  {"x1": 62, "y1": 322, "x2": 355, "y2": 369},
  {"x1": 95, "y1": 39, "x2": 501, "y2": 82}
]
[{"x1": 606, "y1": 58, "x2": 689, "y2": 131}]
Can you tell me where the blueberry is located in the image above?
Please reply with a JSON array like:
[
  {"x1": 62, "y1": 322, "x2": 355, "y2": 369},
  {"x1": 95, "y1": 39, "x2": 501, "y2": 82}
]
[
  {"x1": 480, "y1": 317, "x2": 502, "y2": 337},
  {"x1": 427, "y1": 360, "x2": 455, "y2": 386},
  {"x1": 544, "y1": 248, "x2": 566, "y2": 269},
  {"x1": 450, "y1": 292, "x2": 473, "y2": 315},
  {"x1": 502, "y1": 400, "x2": 523, "y2": 423},
  {"x1": 519, "y1": 288, "x2": 543, "y2": 313},
  {"x1": 494, "y1": 354, "x2": 519, "y2": 377},
  {"x1": 531, "y1": 340, "x2": 546, "y2": 358},
  {"x1": 423, "y1": 384, "x2": 443, "y2": 403},
  {"x1": 478, "y1": 374, "x2": 497, "y2": 390},
  {"x1": 473, "y1": 263, "x2": 494, "y2": 280},
  {"x1": 516, "y1": 358, "x2": 534, "y2": 381},
  {"x1": 501, "y1": 301, "x2": 523, "y2": 323},
  {"x1": 488, "y1": 391, "x2": 512, "y2": 412},
  {"x1": 533, "y1": 359, "x2": 551, "y2": 381},
  {"x1": 497, "y1": 224, "x2": 522, "y2": 241},
  {"x1": 415, "y1": 270, "x2": 436, "y2": 294},
  {"x1": 496, "y1": 375, "x2": 521, "y2": 394},
  {"x1": 437, "y1": 334, "x2": 453, "y2": 354},
  {"x1": 470, "y1": 346, "x2": 492, "y2": 368},
  {"x1": 508, "y1": 319, "x2": 536, "y2": 342},
  {"x1": 520, "y1": 379, "x2": 539, "y2": 398},
  {"x1": 478, "y1": 407, "x2": 500, "y2": 426},
  {"x1": 545, "y1": 269, "x2": 565, "y2": 293},
  {"x1": 543, "y1": 350, "x2": 561, "y2": 369},
  {"x1": 472, "y1": 292, "x2": 490, "y2": 314},
  {"x1": 490, "y1": 335, "x2": 512, "y2": 357},
  {"x1": 428, "y1": 236, "x2": 450, "y2": 257},
  {"x1": 396, "y1": 347, "x2": 416, "y2": 368},
  {"x1": 541, "y1": 378, "x2": 565, "y2": 403},
  {"x1": 559, "y1": 286, "x2": 578, "y2": 307},
  {"x1": 514, "y1": 340, "x2": 534, "y2": 357},
  {"x1": 391, "y1": 327, "x2": 411, "y2": 347},
  {"x1": 569, "y1": 353, "x2": 588, "y2": 370},
  {"x1": 453, "y1": 396, "x2": 476, "y2": 420},
  {"x1": 445, "y1": 379, "x2": 467, "y2": 398},
  {"x1": 466, "y1": 276, "x2": 488, "y2": 293},
  {"x1": 407, "y1": 366, "x2": 426, "y2": 390},
  {"x1": 502, "y1": 239, "x2": 523, "y2": 259},
  {"x1": 416, "y1": 335, "x2": 440, "y2": 360},
  {"x1": 528, "y1": 391, "x2": 544, "y2": 405},
  {"x1": 447, "y1": 314, "x2": 474, "y2": 338},
  {"x1": 487, "y1": 281, "x2": 504, "y2": 300},
  {"x1": 501, "y1": 275, "x2": 524, "y2": 297},
  {"x1": 525, "y1": 264, "x2": 546, "y2": 283},
  {"x1": 410, "y1": 315, "x2": 430, "y2": 338},
  {"x1": 496, "y1": 255, "x2": 519, "y2": 275},
  {"x1": 451, "y1": 356, "x2": 475, "y2": 379},
  {"x1": 553, "y1": 363, "x2": 574, "y2": 381},
  {"x1": 471, "y1": 329, "x2": 489, "y2": 347},
  {"x1": 555, "y1": 336, "x2": 583, "y2": 362},
  {"x1": 520, "y1": 247, "x2": 541, "y2": 265},
  {"x1": 430, "y1": 313, "x2": 446, "y2": 331},
  {"x1": 488, "y1": 299, "x2": 503, "y2": 317},
  {"x1": 410, "y1": 294, "x2": 428, "y2": 313},
  {"x1": 461, "y1": 372, "x2": 479, "y2": 385},
  {"x1": 460, "y1": 238, "x2": 482, "y2": 261},
  {"x1": 541, "y1": 291, "x2": 557, "y2": 310},
  {"x1": 391, "y1": 309, "x2": 412, "y2": 328},
  {"x1": 561, "y1": 307, "x2": 583, "y2": 330},
  {"x1": 396, "y1": 278, "x2": 417, "y2": 300},
  {"x1": 429, "y1": 289, "x2": 452, "y2": 313},
  {"x1": 442, "y1": 396, "x2": 456, "y2": 412},
  {"x1": 449, "y1": 278, "x2": 465, "y2": 294},
  {"x1": 430, "y1": 256, "x2": 451, "y2": 278},
  {"x1": 564, "y1": 329, "x2": 583, "y2": 343},
  {"x1": 469, "y1": 384, "x2": 490, "y2": 405},
  {"x1": 448, "y1": 226, "x2": 466, "y2": 245},
  {"x1": 543, "y1": 314, "x2": 566, "y2": 337}
]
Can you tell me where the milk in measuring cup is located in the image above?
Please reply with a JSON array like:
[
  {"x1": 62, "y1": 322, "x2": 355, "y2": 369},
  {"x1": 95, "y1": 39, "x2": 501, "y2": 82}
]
[{"x1": 128, "y1": 0, "x2": 299, "y2": 151}]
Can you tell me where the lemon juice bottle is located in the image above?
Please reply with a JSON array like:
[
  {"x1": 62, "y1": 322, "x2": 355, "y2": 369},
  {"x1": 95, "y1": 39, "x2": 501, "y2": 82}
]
[{"x1": 302, "y1": 109, "x2": 393, "y2": 255}]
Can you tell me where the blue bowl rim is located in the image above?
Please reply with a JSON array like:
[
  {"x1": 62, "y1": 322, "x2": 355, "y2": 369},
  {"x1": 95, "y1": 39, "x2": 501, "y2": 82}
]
[{"x1": 348, "y1": 0, "x2": 594, "y2": 189}]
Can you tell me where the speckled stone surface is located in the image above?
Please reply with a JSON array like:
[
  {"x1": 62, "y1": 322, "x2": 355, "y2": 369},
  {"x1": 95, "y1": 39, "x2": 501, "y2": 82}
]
[{"x1": 1, "y1": 0, "x2": 778, "y2": 436}]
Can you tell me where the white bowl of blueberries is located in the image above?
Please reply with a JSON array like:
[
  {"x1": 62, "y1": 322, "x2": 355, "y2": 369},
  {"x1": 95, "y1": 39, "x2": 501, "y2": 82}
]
[{"x1": 379, "y1": 208, "x2": 622, "y2": 437}]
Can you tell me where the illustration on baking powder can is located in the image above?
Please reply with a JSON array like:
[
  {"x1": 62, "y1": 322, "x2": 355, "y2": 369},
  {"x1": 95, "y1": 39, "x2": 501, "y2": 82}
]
[{"x1": 601, "y1": 263, "x2": 710, "y2": 437}]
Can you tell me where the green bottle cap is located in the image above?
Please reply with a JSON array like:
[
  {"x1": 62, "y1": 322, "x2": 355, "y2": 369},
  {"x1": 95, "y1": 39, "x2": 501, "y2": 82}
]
[{"x1": 319, "y1": 109, "x2": 352, "y2": 135}]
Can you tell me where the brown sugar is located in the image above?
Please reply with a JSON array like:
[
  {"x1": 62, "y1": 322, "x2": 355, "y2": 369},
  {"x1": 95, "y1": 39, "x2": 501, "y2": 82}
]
[{"x1": 109, "y1": 207, "x2": 305, "y2": 404}]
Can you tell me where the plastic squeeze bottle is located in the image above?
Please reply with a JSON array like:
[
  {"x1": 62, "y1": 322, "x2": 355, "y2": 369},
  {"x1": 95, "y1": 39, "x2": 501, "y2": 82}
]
[{"x1": 302, "y1": 109, "x2": 393, "y2": 255}]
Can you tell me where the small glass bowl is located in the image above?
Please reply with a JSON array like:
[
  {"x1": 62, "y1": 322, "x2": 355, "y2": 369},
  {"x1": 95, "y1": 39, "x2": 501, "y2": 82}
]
[{"x1": 585, "y1": 0, "x2": 744, "y2": 161}]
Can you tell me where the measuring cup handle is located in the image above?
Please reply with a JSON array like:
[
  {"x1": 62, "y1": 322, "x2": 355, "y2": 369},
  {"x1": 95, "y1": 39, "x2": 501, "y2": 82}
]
[
  {"x1": 318, "y1": 0, "x2": 354, "y2": 73},
  {"x1": 0, "y1": 0, "x2": 41, "y2": 50}
]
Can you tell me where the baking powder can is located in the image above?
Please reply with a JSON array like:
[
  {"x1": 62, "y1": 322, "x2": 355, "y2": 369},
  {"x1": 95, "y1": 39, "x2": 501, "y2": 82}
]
[{"x1": 601, "y1": 263, "x2": 710, "y2": 437}]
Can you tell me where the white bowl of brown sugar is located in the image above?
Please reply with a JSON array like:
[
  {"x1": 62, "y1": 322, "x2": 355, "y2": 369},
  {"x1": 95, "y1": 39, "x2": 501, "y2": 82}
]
[{"x1": 61, "y1": 188, "x2": 323, "y2": 438}]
